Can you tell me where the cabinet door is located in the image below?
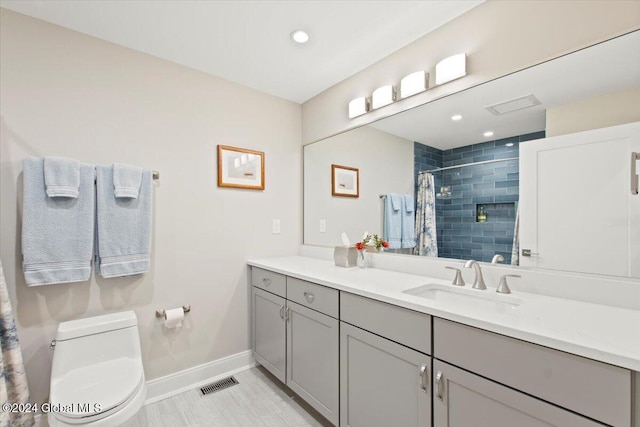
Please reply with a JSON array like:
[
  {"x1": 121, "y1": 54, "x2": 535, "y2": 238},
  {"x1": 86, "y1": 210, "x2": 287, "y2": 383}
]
[
  {"x1": 340, "y1": 322, "x2": 431, "y2": 427},
  {"x1": 433, "y1": 360, "x2": 604, "y2": 427},
  {"x1": 519, "y1": 121, "x2": 640, "y2": 277},
  {"x1": 252, "y1": 287, "x2": 286, "y2": 383},
  {"x1": 287, "y1": 301, "x2": 339, "y2": 426}
]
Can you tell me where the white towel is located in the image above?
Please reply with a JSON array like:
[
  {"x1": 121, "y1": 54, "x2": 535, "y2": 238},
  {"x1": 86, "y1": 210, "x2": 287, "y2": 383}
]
[
  {"x1": 22, "y1": 158, "x2": 95, "y2": 285},
  {"x1": 44, "y1": 156, "x2": 80, "y2": 198},
  {"x1": 96, "y1": 165, "x2": 152, "y2": 278},
  {"x1": 401, "y1": 194, "x2": 416, "y2": 249},
  {"x1": 384, "y1": 194, "x2": 403, "y2": 249},
  {"x1": 113, "y1": 163, "x2": 143, "y2": 199}
]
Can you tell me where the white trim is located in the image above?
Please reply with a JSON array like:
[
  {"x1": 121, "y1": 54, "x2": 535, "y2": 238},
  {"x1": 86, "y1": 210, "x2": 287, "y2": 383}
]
[{"x1": 144, "y1": 350, "x2": 255, "y2": 405}]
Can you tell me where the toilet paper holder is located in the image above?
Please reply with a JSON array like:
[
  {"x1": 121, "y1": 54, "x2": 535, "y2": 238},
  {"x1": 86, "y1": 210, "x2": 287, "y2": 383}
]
[{"x1": 155, "y1": 305, "x2": 191, "y2": 318}]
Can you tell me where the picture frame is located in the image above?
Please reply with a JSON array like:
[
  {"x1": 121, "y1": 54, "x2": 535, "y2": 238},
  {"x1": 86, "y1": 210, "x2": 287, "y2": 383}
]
[
  {"x1": 217, "y1": 145, "x2": 265, "y2": 190},
  {"x1": 331, "y1": 164, "x2": 359, "y2": 197}
]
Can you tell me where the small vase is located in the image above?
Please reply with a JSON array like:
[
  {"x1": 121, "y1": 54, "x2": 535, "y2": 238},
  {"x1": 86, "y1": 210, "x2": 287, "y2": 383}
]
[{"x1": 356, "y1": 250, "x2": 367, "y2": 268}]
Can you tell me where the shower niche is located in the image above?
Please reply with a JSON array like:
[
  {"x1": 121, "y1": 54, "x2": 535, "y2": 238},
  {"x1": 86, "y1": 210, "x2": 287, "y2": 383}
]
[{"x1": 475, "y1": 202, "x2": 517, "y2": 223}]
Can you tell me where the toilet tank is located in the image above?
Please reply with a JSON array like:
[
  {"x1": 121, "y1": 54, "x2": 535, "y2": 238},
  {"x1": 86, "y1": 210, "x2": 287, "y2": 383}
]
[{"x1": 51, "y1": 311, "x2": 143, "y2": 379}]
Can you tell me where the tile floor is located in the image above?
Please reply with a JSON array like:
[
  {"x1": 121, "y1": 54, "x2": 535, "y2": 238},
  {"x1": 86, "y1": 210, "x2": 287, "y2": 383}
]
[{"x1": 123, "y1": 366, "x2": 332, "y2": 427}]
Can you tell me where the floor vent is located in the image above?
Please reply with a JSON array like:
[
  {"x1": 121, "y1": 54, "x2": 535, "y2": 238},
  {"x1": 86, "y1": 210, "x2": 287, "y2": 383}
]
[{"x1": 199, "y1": 376, "x2": 239, "y2": 396}]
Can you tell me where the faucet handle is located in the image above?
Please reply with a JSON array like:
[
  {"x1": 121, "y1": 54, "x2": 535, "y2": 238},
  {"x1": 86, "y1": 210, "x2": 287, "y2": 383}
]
[
  {"x1": 445, "y1": 267, "x2": 465, "y2": 286},
  {"x1": 497, "y1": 274, "x2": 521, "y2": 294}
]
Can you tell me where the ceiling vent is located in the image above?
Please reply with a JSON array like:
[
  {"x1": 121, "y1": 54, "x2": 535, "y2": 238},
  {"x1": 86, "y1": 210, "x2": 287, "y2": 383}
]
[{"x1": 485, "y1": 94, "x2": 541, "y2": 115}]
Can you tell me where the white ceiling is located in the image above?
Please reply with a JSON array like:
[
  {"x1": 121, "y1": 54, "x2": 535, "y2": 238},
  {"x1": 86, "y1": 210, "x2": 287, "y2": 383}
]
[
  {"x1": 0, "y1": 0, "x2": 482, "y2": 104},
  {"x1": 371, "y1": 30, "x2": 640, "y2": 150}
]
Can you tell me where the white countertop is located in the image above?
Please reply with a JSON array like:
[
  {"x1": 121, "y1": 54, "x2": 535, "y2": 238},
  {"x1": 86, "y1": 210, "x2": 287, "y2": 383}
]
[{"x1": 248, "y1": 256, "x2": 640, "y2": 372}]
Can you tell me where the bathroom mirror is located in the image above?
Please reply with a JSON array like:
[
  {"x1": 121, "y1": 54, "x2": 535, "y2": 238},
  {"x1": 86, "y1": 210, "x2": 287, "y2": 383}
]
[{"x1": 304, "y1": 31, "x2": 640, "y2": 277}]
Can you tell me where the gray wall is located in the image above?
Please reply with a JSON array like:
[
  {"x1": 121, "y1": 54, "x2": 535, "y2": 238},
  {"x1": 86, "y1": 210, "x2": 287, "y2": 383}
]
[{"x1": 0, "y1": 10, "x2": 301, "y2": 405}]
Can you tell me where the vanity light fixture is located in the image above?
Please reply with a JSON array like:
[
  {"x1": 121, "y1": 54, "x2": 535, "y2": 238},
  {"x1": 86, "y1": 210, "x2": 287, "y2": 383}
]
[
  {"x1": 483, "y1": 131, "x2": 494, "y2": 137},
  {"x1": 400, "y1": 71, "x2": 428, "y2": 99},
  {"x1": 290, "y1": 30, "x2": 309, "y2": 44},
  {"x1": 451, "y1": 114, "x2": 462, "y2": 121},
  {"x1": 371, "y1": 85, "x2": 396, "y2": 110},
  {"x1": 348, "y1": 97, "x2": 370, "y2": 119},
  {"x1": 435, "y1": 53, "x2": 466, "y2": 85},
  {"x1": 505, "y1": 142, "x2": 514, "y2": 147}
]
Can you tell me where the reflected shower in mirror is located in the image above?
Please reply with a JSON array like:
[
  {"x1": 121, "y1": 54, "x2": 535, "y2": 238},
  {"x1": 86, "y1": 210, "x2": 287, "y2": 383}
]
[{"x1": 413, "y1": 131, "x2": 543, "y2": 264}]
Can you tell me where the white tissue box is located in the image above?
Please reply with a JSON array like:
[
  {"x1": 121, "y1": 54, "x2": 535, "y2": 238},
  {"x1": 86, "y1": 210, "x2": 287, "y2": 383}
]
[{"x1": 334, "y1": 246, "x2": 357, "y2": 268}]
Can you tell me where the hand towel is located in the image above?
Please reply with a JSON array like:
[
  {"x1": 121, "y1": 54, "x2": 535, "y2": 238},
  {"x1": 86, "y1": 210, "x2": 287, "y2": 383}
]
[
  {"x1": 22, "y1": 158, "x2": 95, "y2": 285},
  {"x1": 113, "y1": 163, "x2": 143, "y2": 199},
  {"x1": 401, "y1": 194, "x2": 416, "y2": 249},
  {"x1": 384, "y1": 194, "x2": 403, "y2": 249},
  {"x1": 44, "y1": 156, "x2": 80, "y2": 198},
  {"x1": 96, "y1": 165, "x2": 152, "y2": 278}
]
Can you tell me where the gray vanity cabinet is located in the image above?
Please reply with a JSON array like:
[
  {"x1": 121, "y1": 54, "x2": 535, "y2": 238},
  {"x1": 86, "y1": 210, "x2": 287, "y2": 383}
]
[
  {"x1": 340, "y1": 292, "x2": 432, "y2": 427},
  {"x1": 432, "y1": 360, "x2": 604, "y2": 427},
  {"x1": 433, "y1": 318, "x2": 631, "y2": 427},
  {"x1": 340, "y1": 323, "x2": 431, "y2": 427},
  {"x1": 287, "y1": 301, "x2": 339, "y2": 425},
  {"x1": 251, "y1": 269, "x2": 340, "y2": 426},
  {"x1": 251, "y1": 286, "x2": 286, "y2": 383}
]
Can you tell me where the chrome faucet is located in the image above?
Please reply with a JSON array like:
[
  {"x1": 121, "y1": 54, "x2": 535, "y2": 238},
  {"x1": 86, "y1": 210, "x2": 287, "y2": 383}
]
[
  {"x1": 491, "y1": 254, "x2": 505, "y2": 264},
  {"x1": 464, "y1": 260, "x2": 487, "y2": 290}
]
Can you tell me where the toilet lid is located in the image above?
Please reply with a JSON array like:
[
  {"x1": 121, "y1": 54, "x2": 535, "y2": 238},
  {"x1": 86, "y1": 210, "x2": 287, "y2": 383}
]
[{"x1": 50, "y1": 357, "x2": 143, "y2": 419}]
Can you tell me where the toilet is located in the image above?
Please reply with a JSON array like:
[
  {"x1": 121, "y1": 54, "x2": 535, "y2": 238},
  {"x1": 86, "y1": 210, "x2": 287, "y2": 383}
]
[{"x1": 49, "y1": 311, "x2": 146, "y2": 427}]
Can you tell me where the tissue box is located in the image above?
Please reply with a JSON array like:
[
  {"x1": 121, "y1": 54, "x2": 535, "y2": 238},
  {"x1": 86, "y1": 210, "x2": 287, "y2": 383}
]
[{"x1": 334, "y1": 246, "x2": 357, "y2": 268}]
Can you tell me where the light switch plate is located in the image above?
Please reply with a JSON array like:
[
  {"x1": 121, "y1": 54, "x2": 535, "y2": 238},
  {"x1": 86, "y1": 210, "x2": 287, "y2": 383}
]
[
  {"x1": 272, "y1": 219, "x2": 281, "y2": 234},
  {"x1": 319, "y1": 219, "x2": 326, "y2": 233}
]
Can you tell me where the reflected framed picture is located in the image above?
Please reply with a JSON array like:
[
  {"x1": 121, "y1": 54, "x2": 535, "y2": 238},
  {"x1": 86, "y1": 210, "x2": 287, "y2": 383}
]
[
  {"x1": 331, "y1": 164, "x2": 359, "y2": 197},
  {"x1": 217, "y1": 145, "x2": 265, "y2": 190}
]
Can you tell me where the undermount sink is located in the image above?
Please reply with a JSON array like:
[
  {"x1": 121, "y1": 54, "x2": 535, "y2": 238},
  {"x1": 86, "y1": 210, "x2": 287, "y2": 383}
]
[{"x1": 402, "y1": 283, "x2": 523, "y2": 313}]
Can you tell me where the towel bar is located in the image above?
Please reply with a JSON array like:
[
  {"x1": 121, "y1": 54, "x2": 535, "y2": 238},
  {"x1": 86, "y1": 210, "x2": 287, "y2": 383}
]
[{"x1": 155, "y1": 304, "x2": 191, "y2": 318}]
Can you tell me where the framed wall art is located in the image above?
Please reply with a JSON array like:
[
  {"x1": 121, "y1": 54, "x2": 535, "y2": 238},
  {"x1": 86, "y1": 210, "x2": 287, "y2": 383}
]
[
  {"x1": 217, "y1": 145, "x2": 265, "y2": 190},
  {"x1": 331, "y1": 164, "x2": 359, "y2": 197}
]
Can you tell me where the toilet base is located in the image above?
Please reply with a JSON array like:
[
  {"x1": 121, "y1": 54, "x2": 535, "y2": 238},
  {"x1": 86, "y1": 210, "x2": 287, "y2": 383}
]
[{"x1": 48, "y1": 382, "x2": 146, "y2": 427}]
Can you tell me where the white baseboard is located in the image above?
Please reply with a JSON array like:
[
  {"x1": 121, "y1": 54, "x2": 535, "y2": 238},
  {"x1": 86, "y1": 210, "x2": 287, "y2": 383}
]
[{"x1": 144, "y1": 350, "x2": 255, "y2": 405}]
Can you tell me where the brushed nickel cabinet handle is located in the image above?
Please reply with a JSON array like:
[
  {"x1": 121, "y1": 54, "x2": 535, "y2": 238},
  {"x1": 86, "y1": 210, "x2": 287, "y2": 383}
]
[
  {"x1": 632, "y1": 152, "x2": 639, "y2": 195},
  {"x1": 279, "y1": 305, "x2": 285, "y2": 320},
  {"x1": 262, "y1": 278, "x2": 272, "y2": 286},
  {"x1": 285, "y1": 306, "x2": 291, "y2": 322},
  {"x1": 304, "y1": 292, "x2": 315, "y2": 303},
  {"x1": 419, "y1": 364, "x2": 428, "y2": 392},
  {"x1": 435, "y1": 370, "x2": 444, "y2": 400}
]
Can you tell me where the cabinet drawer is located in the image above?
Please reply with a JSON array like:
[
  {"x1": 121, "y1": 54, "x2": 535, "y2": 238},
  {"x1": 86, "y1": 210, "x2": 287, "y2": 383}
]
[
  {"x1": 251, "y1": 267, "x2": 286, "y2": 297},
  {"x1": 287, "y1": 277, "x2": 339, "y2": 318},
  {"x1": 340, "y1": 292, "x2": 431, "y2": 355},
  {"x1": 434, "y1": 318, "x2": 631, "y2": 427}
]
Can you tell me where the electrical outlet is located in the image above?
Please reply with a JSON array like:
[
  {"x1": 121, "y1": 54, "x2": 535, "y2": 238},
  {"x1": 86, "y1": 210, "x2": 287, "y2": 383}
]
[
  {"x1": 272, "y1": 219, "x2": 281, "y2": 234},
  {"x1": 319, "y1": 219, "x2": 326, "y2": 233}
]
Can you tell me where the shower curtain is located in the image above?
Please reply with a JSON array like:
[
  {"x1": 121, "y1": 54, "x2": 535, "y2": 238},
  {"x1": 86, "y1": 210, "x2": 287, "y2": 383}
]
[
  {"x1": 414, "y1": 172, "x2": 438, "y2": 256},
  {"x1": 0, "y1": 261, "x2": 34, "y2": 427}
]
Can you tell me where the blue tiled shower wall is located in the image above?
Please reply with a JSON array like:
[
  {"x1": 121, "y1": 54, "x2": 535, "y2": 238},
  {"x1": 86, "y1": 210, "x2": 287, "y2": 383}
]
[{"x1": 414, "y1": 131, "x2": 545, "y2": 264}]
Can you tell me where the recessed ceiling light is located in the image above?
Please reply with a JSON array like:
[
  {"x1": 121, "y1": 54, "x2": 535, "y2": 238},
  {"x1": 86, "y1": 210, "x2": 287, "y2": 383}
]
[
  {"x1": 290, "y1": 30, "x2": 309, "y2": 44},
  {"x1": 451, "y1": 114, "x2": 462, "y2": 121},
  {"x1": 483, "y1": 131, "x2": 494, "y2": 137},
  {"x1": 505, "y1": 142, "x2": 514, "y2": 147}
]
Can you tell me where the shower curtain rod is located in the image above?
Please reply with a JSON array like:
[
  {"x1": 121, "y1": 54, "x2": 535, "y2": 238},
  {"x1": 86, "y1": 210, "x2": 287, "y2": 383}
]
[{"x1": 420, "y1": 157, "x2": 519, "y2": 174}]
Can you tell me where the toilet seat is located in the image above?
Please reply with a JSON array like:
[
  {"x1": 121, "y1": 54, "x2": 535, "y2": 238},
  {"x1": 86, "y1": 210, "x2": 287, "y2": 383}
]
[{"x1": 50, "y1": 357, "x2": 143, "y2": 423}]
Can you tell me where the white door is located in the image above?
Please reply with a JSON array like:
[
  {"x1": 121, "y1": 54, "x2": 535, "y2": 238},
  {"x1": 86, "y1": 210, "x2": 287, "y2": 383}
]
[{"x1": 519, "y1": 121, "x2": 640, "y2": 278}]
